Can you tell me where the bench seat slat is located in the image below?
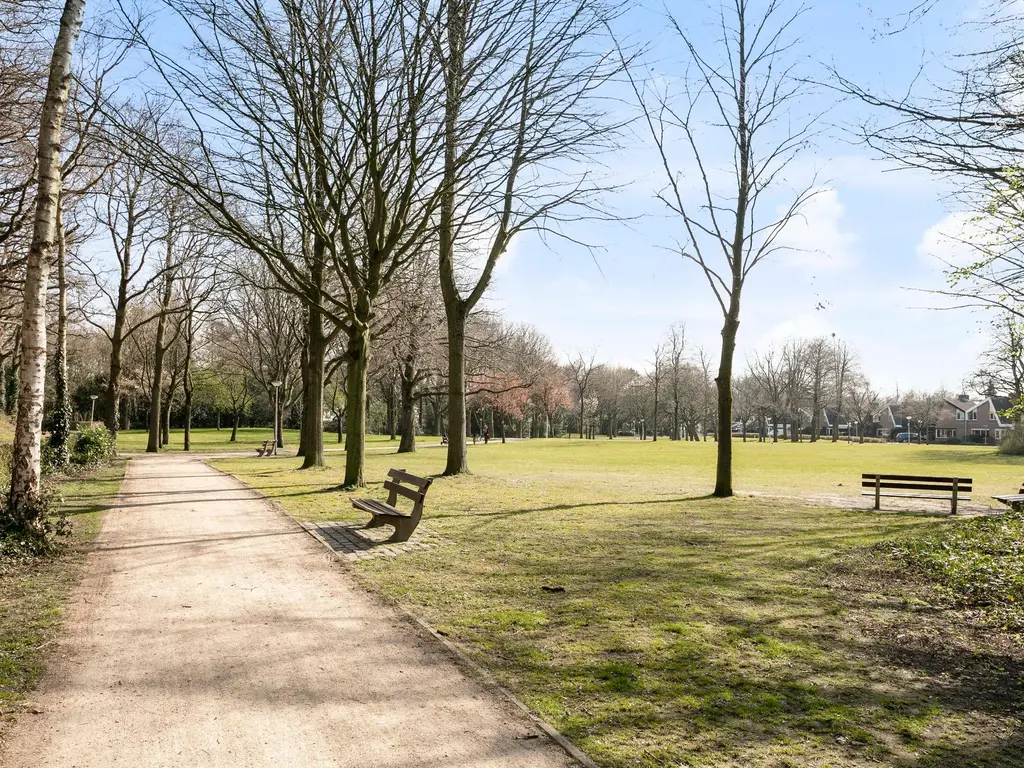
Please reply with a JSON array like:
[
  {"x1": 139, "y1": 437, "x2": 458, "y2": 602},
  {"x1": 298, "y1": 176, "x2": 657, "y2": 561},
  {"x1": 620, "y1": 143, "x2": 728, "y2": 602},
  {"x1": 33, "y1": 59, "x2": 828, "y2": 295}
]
[
  {"x1": 860, "y1": 492, "x2": 972, "y2": 501},
  {"x1": 351, "y1": 497, "x2": 410, "y2": 518},
  {"x1": 861, "y1": 473, "x2": 971, "y2": 484},
  {"x1": 860, "y1": 481, "x2": 972, "y2": 492}
]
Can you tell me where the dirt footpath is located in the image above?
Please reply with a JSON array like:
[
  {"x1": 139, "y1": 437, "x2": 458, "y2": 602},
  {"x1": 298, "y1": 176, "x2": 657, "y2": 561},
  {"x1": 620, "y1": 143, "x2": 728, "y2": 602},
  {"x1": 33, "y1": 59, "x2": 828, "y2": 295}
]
[{"x1": 0, "y1": 455, "x2": 574, "y2": 768}]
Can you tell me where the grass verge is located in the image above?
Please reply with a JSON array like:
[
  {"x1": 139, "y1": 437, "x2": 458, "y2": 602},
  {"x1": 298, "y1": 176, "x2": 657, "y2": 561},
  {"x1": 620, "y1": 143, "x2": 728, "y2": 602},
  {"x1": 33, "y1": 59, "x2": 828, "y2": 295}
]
[
  {"x1": 0, "y1": 460, "x2": 127, "y2": 739},
  {"x1": 214, "y1": 439, "x2": 1024, "y2": 766}
]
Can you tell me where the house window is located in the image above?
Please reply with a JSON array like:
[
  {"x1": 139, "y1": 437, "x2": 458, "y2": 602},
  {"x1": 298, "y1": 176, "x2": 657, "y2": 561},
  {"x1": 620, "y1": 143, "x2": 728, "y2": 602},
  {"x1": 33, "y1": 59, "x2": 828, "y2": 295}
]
[
  {"x1": 969, "y1": 411, "x2": 978, "y2": 421},
  {"x1": 996, "y1": 430, "x2": 1003, "y2": 439},
  {"x1": 990, "y1": 412, "x2": 997, "y2": 420},
  {"x1": 956, "y1": 411, "x2": 964, "y2": 420}
]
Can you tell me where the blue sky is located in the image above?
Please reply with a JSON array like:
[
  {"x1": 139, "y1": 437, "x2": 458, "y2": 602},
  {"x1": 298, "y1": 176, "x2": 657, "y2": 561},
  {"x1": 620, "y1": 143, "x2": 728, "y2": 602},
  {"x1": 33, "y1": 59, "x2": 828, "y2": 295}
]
[{"x1": 487, "y1": 0, "x2": 997, "y2": 395}]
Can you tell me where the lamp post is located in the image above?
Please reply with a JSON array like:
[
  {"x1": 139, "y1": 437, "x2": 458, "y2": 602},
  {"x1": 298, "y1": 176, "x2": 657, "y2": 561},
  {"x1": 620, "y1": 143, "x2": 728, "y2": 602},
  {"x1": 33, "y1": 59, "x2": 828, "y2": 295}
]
[
  {"x1": 271, "y1": 380, "x2": 283, "y2": 454},
  {"x1": 89, "y1": 394, "x2": 98, "y2": 425}
]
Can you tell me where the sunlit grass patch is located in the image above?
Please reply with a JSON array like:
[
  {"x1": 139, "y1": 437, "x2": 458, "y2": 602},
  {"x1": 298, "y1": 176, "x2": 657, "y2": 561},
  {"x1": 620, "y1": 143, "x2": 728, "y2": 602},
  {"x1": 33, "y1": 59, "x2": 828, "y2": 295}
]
[{"x1": 214, "y1": 439, "x2": 1024, "y2": 766}]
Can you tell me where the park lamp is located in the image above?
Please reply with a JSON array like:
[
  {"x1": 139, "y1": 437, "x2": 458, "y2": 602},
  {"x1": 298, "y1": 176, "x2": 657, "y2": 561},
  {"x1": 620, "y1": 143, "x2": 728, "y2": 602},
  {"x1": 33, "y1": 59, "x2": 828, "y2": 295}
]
[{"x1": 89, "y1": 394, "x2": 99, "y2": 424}]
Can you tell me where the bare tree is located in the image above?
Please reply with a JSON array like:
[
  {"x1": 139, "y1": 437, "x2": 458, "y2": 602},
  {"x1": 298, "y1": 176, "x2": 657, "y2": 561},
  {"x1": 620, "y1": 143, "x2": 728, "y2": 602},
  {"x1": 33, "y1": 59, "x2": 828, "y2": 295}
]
[
  {"x1": 436, "y1": 0, "x2": 623, "y2": 475},
  {"x1": 839, "y1": 5, "x2": 1024, "y2": 319},
  {"x1": 747, "y1": 346, "x2": 787, "y2": 442},
  {"x1": 646, "y1": 343, "x2": 664, "y2": 441},
  {"x1": 831, "y1": 336, "x2": 855, "y2": 443},
  {"x1": 78, "y1": 129, "x2": 167, "y2": 438},
  {"x1": 8, "y1": 0, "x2": 86, "y2": 522},
  {"x1": 666, "y1": 323, "x2": 685, "y2": 440},
  {"x1": 567, "y1": 352, "x2": 602, "y2": 439},
  {"x1": 627, "y1": 0, "x2": 819, "y2": 495},
  {"x1": 109, "y1": 0, "x2": 446, "y2": 483},
  {"x1": 972, "y1": 313, "x2": 1024, "y2": 414},
  {"x1": 847, "y1": 376, "x2": 881, "y2": 443},
  {"x1": 803, "y1": 337, "x2": 831, "y2": 441}
]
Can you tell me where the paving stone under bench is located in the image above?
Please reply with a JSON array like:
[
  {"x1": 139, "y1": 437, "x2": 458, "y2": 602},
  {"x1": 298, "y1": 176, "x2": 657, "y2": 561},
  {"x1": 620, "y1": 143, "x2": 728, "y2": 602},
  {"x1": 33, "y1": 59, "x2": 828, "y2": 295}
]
[{"x1": 301, "y1": 520, "x2": 443, "y2": 561}]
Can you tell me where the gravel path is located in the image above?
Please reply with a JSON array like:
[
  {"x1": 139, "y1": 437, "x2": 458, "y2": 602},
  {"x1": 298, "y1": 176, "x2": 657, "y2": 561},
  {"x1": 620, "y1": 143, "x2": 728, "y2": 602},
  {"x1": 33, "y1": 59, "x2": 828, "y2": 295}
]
[{"x1": 0, "y1": 454, "x2": 574, "y2": 768}]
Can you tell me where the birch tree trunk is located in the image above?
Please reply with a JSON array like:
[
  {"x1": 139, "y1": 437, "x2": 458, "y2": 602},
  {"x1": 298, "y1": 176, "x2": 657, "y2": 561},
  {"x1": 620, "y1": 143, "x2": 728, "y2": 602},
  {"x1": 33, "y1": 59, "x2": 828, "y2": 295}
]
[
  {"x1": 9, "y1": 0, "x2": 86, "y2": 519},
  {"x1": 49, "y1": 196, "x2": 73, "y2": 467}
]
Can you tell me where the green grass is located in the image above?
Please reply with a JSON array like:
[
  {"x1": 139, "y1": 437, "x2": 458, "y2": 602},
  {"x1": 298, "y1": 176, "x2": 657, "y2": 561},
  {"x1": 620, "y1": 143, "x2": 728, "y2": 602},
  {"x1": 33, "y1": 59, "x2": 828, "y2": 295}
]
[
  {"x1": 213, "y1": 439, "x2": 1024, "y2": 767},
  {"x1": 113, "y1": 426, "x2": 434, "y2": 454},
  {"x1": 0, "y1": 461, "x2": 128, "y2": 738}
]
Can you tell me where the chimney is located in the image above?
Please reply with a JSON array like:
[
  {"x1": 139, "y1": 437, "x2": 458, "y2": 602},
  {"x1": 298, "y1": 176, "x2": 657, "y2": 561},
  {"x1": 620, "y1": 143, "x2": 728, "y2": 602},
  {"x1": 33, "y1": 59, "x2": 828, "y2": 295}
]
[{"x1": 957, "y1": 393, "x2": 970, "y2": 402}]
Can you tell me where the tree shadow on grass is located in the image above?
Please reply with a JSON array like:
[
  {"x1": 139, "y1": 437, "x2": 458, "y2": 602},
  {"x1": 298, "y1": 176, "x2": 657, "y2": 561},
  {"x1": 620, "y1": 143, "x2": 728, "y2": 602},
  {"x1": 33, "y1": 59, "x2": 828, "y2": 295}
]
[
  {"x1": 405, "y1": 509, "x2": 1024, "y2": 766},
  {"x1": 429, "y1": 495, "x2": 718, "y2": 522}
]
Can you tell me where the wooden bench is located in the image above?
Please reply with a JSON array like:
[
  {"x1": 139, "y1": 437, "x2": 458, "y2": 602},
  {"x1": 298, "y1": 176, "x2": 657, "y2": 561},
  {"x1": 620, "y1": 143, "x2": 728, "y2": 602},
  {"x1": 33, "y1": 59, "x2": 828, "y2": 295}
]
[
  {"x1": 256, "y1": 440, "x2": 273, "y2": 457},
  {"x1": 862, "y1": 473, "x2": 972, "y2": 515},
  {"x1": 992, "y1": 482, "x2": 1024, "y2": 511},
  {"x1": 351, "y1": 469, "x2": 433, "y2": 543}
]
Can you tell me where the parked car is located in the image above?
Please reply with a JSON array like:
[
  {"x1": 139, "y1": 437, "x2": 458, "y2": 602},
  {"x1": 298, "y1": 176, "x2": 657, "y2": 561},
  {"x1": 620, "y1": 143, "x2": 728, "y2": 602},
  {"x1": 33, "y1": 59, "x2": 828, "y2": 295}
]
[{"x1": 895, "y1": 432, "x2": 920, "y2": 443}]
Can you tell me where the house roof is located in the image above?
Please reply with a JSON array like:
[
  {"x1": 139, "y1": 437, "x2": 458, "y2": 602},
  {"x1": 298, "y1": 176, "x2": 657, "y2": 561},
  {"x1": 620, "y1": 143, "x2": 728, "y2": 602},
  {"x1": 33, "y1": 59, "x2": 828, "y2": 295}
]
[{"x1": 943, "y1": 396, "x2": 985, "y2": 412}]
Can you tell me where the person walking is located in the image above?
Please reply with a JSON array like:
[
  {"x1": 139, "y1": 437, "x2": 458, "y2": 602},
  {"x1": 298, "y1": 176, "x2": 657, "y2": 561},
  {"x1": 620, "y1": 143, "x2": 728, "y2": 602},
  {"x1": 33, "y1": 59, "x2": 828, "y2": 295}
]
[{"x1": 481, "y1": 423, "x2": 490, "y2": 444}]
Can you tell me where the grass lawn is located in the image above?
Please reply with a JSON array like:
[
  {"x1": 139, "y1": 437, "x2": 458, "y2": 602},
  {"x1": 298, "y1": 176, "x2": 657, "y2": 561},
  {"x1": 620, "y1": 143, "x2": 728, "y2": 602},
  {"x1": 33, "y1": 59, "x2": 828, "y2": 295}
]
[
  {"x1": 0, "y1": 460, "x2": 128, "y2": 739},
  {"x1": 113, "y1": 426, "x2": 433, "y2": 454},
  {"x1": 213, "y1": 438, "x2": 1024, "y2": 767}
]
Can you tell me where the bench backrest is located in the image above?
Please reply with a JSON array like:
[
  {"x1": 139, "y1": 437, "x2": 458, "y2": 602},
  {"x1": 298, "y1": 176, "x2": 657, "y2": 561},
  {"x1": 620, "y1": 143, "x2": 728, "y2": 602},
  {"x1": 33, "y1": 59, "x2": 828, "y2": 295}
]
[
  {"x1": 860, "y1": 474, "x2": 972, "y2": 493},
  {"x1": 383, "y1": 468, "x2": 433, "y2": 508}
]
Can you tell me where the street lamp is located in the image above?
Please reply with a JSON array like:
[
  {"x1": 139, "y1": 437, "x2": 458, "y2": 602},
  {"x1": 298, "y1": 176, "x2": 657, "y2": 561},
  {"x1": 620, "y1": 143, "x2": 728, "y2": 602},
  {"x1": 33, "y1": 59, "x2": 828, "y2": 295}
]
[
  {"x1": 271, "y1": 380, "x2": 283, "y2": 454},
  {"x1": 89, "y1": 394, "x2": 98, "y2": 425}
]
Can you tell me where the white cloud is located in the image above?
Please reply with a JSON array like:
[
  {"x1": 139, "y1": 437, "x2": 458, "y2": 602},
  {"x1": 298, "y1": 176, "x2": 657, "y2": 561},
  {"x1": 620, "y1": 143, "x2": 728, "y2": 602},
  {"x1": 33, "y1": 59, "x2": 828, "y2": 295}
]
[
  {"x1": 773, "y1": 188, "x2": 861, "y2": 272},
  {"x1": 915, "y1": 211, "x2": 988, "y2": 270}
]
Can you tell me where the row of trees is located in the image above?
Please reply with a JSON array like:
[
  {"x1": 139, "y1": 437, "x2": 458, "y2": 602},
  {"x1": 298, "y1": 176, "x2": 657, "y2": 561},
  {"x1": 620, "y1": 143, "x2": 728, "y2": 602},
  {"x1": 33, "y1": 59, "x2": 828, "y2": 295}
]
[
  {"x1": 0, "y1": 0, "x2": 631, "y2": 534},
  {"x1": 2, "y1": 0, "x2": 832, "y2": 537},
  {"x1": 7, "y1": 0, "x2": 1020, "y2": 540}
]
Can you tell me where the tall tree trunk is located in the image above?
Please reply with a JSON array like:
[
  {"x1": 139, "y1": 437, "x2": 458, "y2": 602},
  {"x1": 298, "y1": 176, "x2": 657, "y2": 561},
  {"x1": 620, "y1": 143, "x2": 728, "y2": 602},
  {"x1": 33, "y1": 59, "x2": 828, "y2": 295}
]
[
  {"x1": 9, "y1": 0, "x2": 85, "y2": 517},
  {"x1": 296, "y1": 335, "x2": 309, "y2": 458},
  {"x1": 231, "y1": 412, "x2": 239, "y2": 442},
  {"x1": 398, "y1": 357, "x2": 417, "y2": 454},
  {"x1": 49, "y1": 198, "x2": 72, "y2": 466},
  {"x1": 343, "y1": 325, "x2": 369, "y2": 487},
  {"x1": 386, "y1": 380, "x2": 397, "y2": 440},
  {"x1": 105, "y1": 326, "x2": 124, "y2": 434},
  {"x1": 146, "y1": 216, "x2": 176, "y2": 453},
  {"x1": 301, "y1": 304, "x2": 326, "y2": 469},
  {"x1": 713, "y1": 308, "x2": 740, "y2": 497},
  {"x1": 162, "y1": 395, "x2": 171, "y2": 446},
  {"x1": 442, "y1": 302, "x2": 469, "y2": 474},
  {"x1": 182, "y1": 356, "x2": 193, "y2": 452}
]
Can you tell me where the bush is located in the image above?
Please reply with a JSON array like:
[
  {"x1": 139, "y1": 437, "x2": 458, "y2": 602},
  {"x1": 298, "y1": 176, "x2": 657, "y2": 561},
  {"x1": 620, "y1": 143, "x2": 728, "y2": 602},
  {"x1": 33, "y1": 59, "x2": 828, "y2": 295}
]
[
  {"x1": 71, "y1": 426, "x2": 116, "y2": 467},
  {"x1": 0, "y1": 481, "x2": 68, "y2": 558},
  {"x1": 878, "y1": 509, "x2": 1024, "y2": 630},
  {"x1": 999, "y1": 427, "x2": 1024, "y2": 455}
]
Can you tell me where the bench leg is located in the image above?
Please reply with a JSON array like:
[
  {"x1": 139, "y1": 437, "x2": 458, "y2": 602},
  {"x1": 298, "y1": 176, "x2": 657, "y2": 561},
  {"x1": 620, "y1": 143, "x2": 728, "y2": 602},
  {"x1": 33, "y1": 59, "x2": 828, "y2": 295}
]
[
  {"x1": 364, "y1": 514, "x2": 388, "y2": 530},
  {"x1": 951, "y1": 482, "x2": 958, "y2": 515},
  {"x1": 388, "y1": 518, "x2": 418, "y2": 543},
  {"x1": 874, "y1": 475, "x2": 881, "y2": 511}
]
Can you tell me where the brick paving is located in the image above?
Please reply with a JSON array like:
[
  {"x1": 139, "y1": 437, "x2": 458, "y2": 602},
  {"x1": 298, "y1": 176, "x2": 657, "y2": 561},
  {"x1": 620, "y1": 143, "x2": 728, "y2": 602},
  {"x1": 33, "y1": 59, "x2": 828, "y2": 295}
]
[{"x1": 301, "y1": 520, "x2": 442, "y2": 561}]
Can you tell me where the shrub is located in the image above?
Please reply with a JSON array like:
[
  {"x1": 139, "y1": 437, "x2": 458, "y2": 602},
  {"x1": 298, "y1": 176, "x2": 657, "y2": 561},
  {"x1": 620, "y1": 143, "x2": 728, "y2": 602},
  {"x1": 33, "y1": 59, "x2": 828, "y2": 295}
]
[
  {"x1": 71, "y1": 426, "x2": 116, "y2": 467},
  {"x1": 998, "y1": 427, "x2": 1024, "y2": 455},
  {"x1": 878, "y1": 509, "x2": 1024, "y2": 630},
  {"x1": 0, "y1": 481, "x2": 68, "y2": 558}
]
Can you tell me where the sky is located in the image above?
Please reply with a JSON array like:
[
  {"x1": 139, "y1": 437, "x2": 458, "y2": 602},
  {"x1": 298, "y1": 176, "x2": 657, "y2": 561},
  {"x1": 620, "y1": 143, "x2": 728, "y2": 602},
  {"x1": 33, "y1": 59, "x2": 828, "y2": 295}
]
[{"x1": 483, "y1": 0, "x2": 1001, "y2": 395}]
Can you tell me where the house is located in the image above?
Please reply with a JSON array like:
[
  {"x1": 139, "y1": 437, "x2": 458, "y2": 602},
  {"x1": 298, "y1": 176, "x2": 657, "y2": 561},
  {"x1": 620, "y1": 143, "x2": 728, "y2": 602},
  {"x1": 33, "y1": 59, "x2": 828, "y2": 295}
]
[
  {"x1": 929, "y1": 394, "x2": 1016, "y2": 445},
  {"x1": 816, "y1": 408, "x2": 852, "y2": 438},
  {"x1": 870, "y1": 404, "x2": 907, "y2": 439}
]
